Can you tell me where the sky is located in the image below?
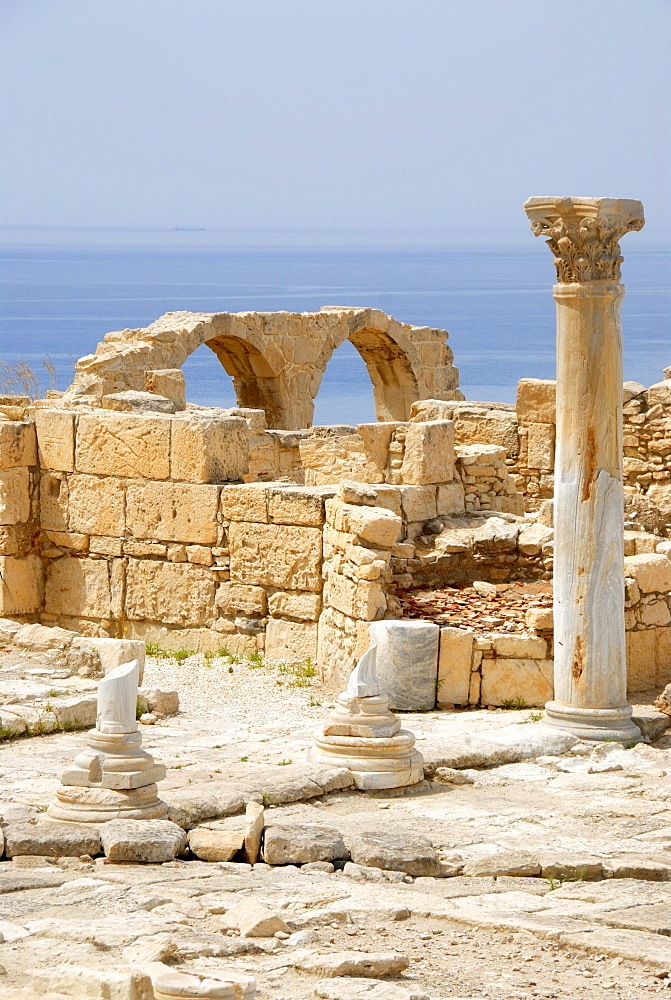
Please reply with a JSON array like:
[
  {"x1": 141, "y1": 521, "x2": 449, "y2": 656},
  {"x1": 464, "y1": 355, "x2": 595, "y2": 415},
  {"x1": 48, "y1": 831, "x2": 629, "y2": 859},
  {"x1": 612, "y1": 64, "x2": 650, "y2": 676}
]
[{"x1": 1, "y1": 0, "x2": 670, "y2": 245}]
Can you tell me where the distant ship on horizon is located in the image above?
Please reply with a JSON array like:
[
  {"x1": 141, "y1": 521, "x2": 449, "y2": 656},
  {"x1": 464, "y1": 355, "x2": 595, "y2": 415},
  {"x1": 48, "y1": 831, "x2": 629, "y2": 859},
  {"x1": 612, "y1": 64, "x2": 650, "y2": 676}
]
[{"x1": 174, "y1": 226, "x2": 206, "y2": 231}]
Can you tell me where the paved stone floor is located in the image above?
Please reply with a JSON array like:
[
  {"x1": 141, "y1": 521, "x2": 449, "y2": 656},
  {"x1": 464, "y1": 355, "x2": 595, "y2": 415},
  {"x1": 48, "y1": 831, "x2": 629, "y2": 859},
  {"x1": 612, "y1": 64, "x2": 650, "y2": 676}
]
[{"x1": 3, "y1": 654, "x2": 671, "y2": 998}]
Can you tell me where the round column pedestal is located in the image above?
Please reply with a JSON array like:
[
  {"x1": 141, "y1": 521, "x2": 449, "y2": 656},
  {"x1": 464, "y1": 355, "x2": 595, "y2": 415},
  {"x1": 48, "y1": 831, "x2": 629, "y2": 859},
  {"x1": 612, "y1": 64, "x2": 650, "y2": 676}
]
[{"x1": 543, "y1": 701, "x2": 641, "y2": 744}]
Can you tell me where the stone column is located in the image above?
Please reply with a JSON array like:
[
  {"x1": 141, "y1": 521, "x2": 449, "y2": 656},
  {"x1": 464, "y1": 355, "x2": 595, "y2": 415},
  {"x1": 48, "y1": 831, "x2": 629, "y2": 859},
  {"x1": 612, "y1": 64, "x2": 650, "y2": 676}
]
[{"x1": 524, "y1": 197, "x2": 645, "y2": 742}]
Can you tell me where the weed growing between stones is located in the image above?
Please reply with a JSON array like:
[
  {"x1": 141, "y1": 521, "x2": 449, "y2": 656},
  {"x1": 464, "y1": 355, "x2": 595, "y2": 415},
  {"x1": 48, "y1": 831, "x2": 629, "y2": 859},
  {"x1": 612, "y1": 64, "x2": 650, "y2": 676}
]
[{"x1": 501, "y1": 697, "x2": 530, "y2": 710}]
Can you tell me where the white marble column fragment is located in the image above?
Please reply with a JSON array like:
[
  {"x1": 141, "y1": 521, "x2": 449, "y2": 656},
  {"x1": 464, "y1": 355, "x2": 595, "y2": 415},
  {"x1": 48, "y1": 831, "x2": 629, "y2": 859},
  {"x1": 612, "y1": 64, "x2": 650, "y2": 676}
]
[
  {"x1": 49, "y1": 659, "x2": 168, "y2": 823},
  {"x1": 310, "y1": 641, "x2": 424, "y2": 788},
  {"x1": 524, "y1": 197, "x2": 645, "y2": 742}
]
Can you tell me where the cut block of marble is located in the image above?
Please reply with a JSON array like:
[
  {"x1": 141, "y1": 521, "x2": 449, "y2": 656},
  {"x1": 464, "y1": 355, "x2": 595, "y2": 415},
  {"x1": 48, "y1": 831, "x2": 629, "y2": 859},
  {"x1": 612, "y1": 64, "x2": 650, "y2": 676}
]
[{"x1": 369, "y1": 620, "x2": 439, "y2": 710}]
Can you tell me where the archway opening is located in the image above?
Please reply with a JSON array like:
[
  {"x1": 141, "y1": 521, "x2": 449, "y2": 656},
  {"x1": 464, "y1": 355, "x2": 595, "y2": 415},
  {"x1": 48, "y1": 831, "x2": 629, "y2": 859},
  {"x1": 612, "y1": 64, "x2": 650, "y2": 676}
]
[
  {"x1": 347, "y1": 328, "x2": 420, "y2": 421},
  {"x1": 181, "y1": 341, "x2": 237, "y2": 408},
  {"x1": 206, "y1": 334, "x2": 286, "y2": 428},
  {"x1": 312, "y1": 340, "x2": 377, "y2": 426}
]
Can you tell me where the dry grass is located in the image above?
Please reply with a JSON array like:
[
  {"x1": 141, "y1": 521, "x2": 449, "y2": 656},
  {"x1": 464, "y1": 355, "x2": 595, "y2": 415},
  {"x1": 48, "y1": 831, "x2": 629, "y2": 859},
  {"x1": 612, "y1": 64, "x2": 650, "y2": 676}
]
[{"x1": 0, "y1": 357, "x2": 58, "y2": 399}]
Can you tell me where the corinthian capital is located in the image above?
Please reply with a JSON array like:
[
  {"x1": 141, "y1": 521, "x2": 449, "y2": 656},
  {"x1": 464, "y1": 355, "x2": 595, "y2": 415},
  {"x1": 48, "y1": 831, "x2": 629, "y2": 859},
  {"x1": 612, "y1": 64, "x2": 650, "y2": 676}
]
[{"x1": 523, "y1": 197, "x2": 644, "y2": 283}]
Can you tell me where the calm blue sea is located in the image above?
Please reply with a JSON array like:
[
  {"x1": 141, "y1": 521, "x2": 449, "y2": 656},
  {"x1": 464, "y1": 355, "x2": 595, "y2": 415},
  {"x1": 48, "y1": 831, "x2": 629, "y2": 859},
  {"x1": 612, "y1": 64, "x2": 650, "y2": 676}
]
[{"x1": 0, "y1": 237, "x2": 669, "y2": 425}]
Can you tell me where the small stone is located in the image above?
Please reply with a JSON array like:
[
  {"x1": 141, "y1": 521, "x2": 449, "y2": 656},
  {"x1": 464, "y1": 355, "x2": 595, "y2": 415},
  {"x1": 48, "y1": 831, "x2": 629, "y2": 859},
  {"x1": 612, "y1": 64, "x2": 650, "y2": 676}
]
[
  {"x1": 462, "y1": 850, "x2": 541, "y2": 878},
  {"x1": 275, "y1": 930, "x2": 290, "y2": 940},
  {"x1": 188, "y1": 828, "x2": 244, "y2": 862},
  {"x1": 100, "y1": 818, "x2": 187, "y2": 863},
  {"x1": 434, "y1": 767, "x2": 476, "y2": 784},
  {"x1": 140, "y1": 713, "x2": 157, "y2": 725},
  {"x1": 473, "y1": 580, "x2": 498, "y2": 598},
  {"x1": 295, "y1": 950, "x2": 410, "y2": 978},
  {"x1": 243, "y1": 800, "x2": 264, "y2": 864},
  {"x1": 153, "y1": 970, "x2": 236, "y2": 998},
  {"x1": 302, "y1": 861, "x2": 335, "y2": 873},
  {"x1": 263, "y1": 824, "x2": 348, "y2": 865},
  {"x1": 223, "y1": 899, "x2": 291, "y2": 938}
]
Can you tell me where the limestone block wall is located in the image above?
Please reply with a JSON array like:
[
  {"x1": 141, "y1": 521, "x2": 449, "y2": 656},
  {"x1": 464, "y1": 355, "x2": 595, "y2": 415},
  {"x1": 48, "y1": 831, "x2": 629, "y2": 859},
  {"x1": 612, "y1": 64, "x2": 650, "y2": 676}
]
[
  {"x1": 0, "y1": 419, "x2": 42, "y2": 617},
  {"x1": 512, "y1": 373, "x2": 671, "y2": 526},
  {"x1": 64, "y1": 308, "x2": 463, "y2": 431}
]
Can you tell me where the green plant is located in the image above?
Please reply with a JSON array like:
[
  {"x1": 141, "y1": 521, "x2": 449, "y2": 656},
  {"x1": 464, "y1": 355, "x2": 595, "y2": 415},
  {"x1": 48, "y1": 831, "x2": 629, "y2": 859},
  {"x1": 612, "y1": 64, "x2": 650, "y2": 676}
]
[
  {"x1": 217, "y1": 647, "x2": 231, "y2": 658},
  {"x1": 173, "y1": 648, "x2": 193, "y2": 664},
  {"x1": 522, "y1": 710, "x2": 544, "y2": 723},
  {"x1": 277, "y1": 657, "x2": 317, "y2": 688},
  {"x1": 500, "y1": 697, "x2": 529, "y2": 710},
  {"x1": 309, "y1": 696, "x2": 322, "y2": 707},
  {"x1": 547, "y1": 867, "x2": 586, "y2": 890},
  {"x1": 136, "y1": 697, "x2": 145, "y2": 719},
  {"x1": 278, "y1": 758, "x2": 293, "y2": 766},
  {"x1": 248, "y1": 651, "x2": 263, "y2": 666},
  {"x1": 145, "y1": 642, "x2": 171, "y2": 659},
  {"x1": 214, "y1": 768, "x2": 221, "y2": 774},
  {"x1": 45, "y1": 688, "x2": 64, "y2": 698},
  {"x1": 228, "y1": 666, "x2": 234, "y2": 673},
  {"x1": 240, "y1": 756, "x2": 249, "y2": 762},
  {"x1": 262, "y1": 792, "x2": 270, "y2": 806}
]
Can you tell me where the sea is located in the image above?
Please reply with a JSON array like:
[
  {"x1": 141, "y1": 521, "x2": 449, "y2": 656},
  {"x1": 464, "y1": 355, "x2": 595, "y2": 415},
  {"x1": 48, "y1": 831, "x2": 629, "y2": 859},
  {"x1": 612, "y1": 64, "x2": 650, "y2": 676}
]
[{"x1": 0, "y1": 231, "x2": 669, "y2": 425}]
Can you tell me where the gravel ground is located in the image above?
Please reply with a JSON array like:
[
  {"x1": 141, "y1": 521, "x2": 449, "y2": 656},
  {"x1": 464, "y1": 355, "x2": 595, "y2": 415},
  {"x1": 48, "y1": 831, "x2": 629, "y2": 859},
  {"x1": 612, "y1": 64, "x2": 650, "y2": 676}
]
[{"x1": 143, "y1": 651, "x2": 331, "y2": 729}]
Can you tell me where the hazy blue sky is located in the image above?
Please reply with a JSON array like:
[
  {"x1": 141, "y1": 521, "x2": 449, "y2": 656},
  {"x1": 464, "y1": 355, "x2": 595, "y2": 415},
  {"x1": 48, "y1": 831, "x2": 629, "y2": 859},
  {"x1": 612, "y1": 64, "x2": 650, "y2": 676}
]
[{"x1": 1, "y1": 0, "x2": 669, "y2": 244}]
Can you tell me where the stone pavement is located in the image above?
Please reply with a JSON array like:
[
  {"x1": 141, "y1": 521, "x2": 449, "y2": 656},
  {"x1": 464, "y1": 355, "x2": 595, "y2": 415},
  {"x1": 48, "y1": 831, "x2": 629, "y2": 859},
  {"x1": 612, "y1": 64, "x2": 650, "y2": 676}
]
[{"x1": 3, "y1": 658, "x2": 671, "y2": 997}]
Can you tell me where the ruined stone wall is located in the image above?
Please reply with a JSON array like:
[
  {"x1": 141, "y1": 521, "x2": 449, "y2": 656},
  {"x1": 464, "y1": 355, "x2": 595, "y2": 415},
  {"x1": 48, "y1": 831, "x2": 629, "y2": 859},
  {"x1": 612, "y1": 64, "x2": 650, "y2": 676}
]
[
  {"x1": 0, "y1": 420, "x2": 42, "y2": 617},
  {"x1": 512, "y1": 373, "x2": 671, "y2": 527},
  {"x1": 65, "y1": 308, "x2": 462, "y2": 430}
]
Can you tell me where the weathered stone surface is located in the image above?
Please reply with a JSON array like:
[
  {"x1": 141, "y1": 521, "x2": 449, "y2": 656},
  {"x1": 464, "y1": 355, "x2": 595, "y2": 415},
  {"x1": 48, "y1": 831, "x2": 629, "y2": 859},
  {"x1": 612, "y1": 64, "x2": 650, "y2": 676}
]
[
  {"x1": 517, "y1": 522, "x2": 554, "y2": 556},
  {"x1": 623, "y1": 553, "x2": 671, "y2": 593},
  {"x1": 314, "y1": 980, "x2": 428, "y2": 1000},
  {"x1": 14, "y1": 622, "x2": 76, "y2": 653},
  {"x1": 324, "y1": 575, "x2": 387, "y2": 622},
  {"x1": 0, "y1": 468, "x2": 30, "y2": 524},
  {"x1": 268, "y1": 485, "x2": 330, "y2": 526},
  {"x1": 491, "y1": 634, "x2": 547, "y2": 659},
  {"x1": 263, "y1": 824, "x2": 347, "y2": 865},
  {"x1": 145, "y1": 369, "x2": 186, "y2": 409},
  {"x1": 0, "y1": 555, "x2": 42, "y2": 614},
  {"x1": 437, "y1": 480, "x2": 465, "y2": 515},
  {"x1": 399, "y1": 485, "x2": 437, "y2": 522},
  {"x1": 437, "y1": 627, "x2": 474, "y2": 707},
  {"x1": 68, "y1": 474, "x2": 126, "y2": 536},
  {"x1": 76, "y1": 412, "x2": 171, "y2": 479},
  {"x1": 527, "y1": 421, "x2": 555, "y2": 470},
  {"x1": 171, "y1": 415, "x2": 248, "y2": 483},
  {"x1": 45, "y1": 557, "x2": 111, "y2": 618},
  {"x1": 342, "y1": 505, "x2": 402, "y2": 548},
  {"x1": 100, "y1": 819, "x2": 187, "y2": 862},
  {"x1": 102, "y1": 389, "x2": 178, "y2": 413},
  {"x1": 4, "y1": 820, "x2": 101, "y2": 858},
  {"x1": 220, "y1": 483, "x2": 269, "y2": 522},
  {"x1": 537, "y1": 851, "x2": 605, "y2": 881},
  {"x1": 125, "y1": 559, "x2": 215, "y2": 626},
  {"x1": 401, "y1": 420, "x2": 454, "y2": 486},
  {"x1": 627, "y1": 628, "x2": 657, "y2": 693},
  {"x1": 229, "y1": 522, "x2": 322, "y2": 591},
  {"x1": 139, "y1": 688, "x2": 178, "y2": 715},
  {"x1": 264, "y1": 619, "x2": 318, "y2": 663},
  {"x1": 462, "y1": 851, "x2": 541, "y2": 878},
  {"x1": 526, "y1": 606, "x2": 554, "y2": 632},
  {"x1": 369, "y1": 620, "x2": 439, "y2": 711},
  {"x1": 0, "y1": 419, "x2": 36, "y2": 468},
  {"x1": 126, "y1": 481, "x2": 219, "y2": 544},
  {"x1": 267, "y1": 590, "x2": 321, "y2": 621},
  {"x1": 188, "y1": 828, "x2": 244, "y2": 862},
  {"x1": 517, "y1": 378, "x2": 556, "y2": 424},
  {"x1": 216, "y1": 583, "x2": 267, "y2": 616},
  {"x1": 153, "y1": 971, "x2": 235, "y2": 999},
  {"x1": 348, "y1": 831, "x2": 442, "y2": 877},
  {"x1": 32, "y1": 964, "x2": 154, "y2": 1000},
  {"x1": 480, "y1": 657, "x2": 553, "y2": 707},
  {"x1": 296, "y1": 951, "x2": 410, "y2": 979},
  {"x1": 222, "y1": 899, "x2": 290, "y2": 938},
  {"x1": 243, "y1": 800, "x2": 264, "y2": 864}
]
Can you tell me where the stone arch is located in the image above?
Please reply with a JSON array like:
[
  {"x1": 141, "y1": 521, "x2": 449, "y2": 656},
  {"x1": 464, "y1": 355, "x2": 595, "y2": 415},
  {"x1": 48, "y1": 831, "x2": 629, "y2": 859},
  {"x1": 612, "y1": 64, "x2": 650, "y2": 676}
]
[
  {"x1": 66, "y1": 307, "x2": 461, "y2": 430},
  {"x1": 311, "y1": 310, "x2": 426, "y2": 424},
  {"x1": 204, "y1": 333, "x2": 288, "y2": 429}
]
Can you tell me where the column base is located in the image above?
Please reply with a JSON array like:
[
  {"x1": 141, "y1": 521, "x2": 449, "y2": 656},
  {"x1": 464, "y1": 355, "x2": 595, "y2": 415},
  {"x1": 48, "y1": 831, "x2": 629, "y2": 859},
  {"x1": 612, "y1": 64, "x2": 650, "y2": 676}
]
[{"x1": 543, "y1": 702, "x2": 641, "y2": 744}]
